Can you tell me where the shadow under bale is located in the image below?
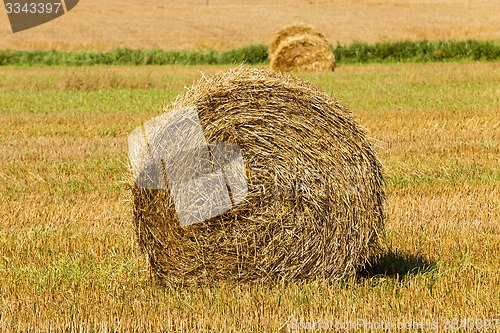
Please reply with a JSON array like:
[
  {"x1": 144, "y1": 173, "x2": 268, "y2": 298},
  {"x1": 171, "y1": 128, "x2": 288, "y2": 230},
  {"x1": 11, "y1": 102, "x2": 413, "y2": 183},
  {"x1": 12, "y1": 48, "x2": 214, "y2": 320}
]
[
  {"x1": 130, "y1": 66, "x2": 385, "y2": 284},
  {"x1": 360, "y1": 250, "x2": 436, "y2": 279}
]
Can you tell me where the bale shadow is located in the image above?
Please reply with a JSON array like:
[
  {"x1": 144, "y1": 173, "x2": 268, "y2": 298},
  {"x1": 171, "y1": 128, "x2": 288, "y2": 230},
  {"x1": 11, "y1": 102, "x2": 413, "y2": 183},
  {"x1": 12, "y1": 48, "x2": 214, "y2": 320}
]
[{"x1": 359, "y1": 249, "x2": 436, "y2": 279}]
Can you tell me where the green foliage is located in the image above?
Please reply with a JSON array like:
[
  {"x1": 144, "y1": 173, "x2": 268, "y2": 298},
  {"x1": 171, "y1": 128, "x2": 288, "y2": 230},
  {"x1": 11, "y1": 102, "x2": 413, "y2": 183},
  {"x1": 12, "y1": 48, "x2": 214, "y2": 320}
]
[
  {"x1": 0, "y1": 40, "x2": 498, "y2": 66},
  {"x1": 333, "y1": 40, "x2": 500, "y2": 63},
  {"x1": 0, "y1": 44, "x2": 269, "y2": 66}
]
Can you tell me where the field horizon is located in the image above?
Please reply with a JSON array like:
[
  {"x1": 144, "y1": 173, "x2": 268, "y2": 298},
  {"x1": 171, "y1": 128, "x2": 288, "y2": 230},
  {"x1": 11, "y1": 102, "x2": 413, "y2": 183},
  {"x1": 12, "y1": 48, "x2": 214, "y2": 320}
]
[{"x1": 1, "y1": 0, "x2": 499, "y2": 51}]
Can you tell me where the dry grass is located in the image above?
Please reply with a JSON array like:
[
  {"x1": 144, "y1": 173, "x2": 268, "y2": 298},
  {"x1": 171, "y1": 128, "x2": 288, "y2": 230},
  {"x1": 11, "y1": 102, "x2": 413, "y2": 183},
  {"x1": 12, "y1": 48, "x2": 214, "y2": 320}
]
[
  {"x1": 0, "y1": 62, "x2": 498, "y2": 331},
  {"x1": 0, "y1": 0, "x2": 499, "y2": 50},
  {"x1": 131, "y1": 67, "x2": 383, "y2": 284}
]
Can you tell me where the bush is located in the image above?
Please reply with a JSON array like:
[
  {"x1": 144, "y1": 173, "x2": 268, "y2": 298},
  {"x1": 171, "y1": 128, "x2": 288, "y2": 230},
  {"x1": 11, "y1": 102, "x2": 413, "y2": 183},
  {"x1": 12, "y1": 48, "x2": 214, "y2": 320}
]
[{"x1": 333, "y1": 40, "x2": 500, "y2": 64}]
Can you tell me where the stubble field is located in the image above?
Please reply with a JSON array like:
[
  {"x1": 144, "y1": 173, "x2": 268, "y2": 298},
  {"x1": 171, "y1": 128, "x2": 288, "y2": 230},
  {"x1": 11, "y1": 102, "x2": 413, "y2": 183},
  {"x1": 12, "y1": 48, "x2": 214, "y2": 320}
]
[
  {"x1": 1, "y1": 0, "x2": 500, "y2": 50},
  {"x1": 0, "y1": 62, "x2": 498, "y2": 331}
]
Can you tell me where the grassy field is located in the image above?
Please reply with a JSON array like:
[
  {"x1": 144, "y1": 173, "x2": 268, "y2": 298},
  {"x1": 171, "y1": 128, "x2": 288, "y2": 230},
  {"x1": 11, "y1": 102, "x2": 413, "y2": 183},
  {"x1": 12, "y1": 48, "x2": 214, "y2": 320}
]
[{"x1": 0, "y1": 62, "x2": 499, "y2": 331}]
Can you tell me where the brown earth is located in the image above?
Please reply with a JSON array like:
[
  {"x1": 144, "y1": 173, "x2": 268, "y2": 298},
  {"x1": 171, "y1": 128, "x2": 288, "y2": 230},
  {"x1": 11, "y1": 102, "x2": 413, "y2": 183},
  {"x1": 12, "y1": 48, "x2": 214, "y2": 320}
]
[{"x1": 0, "y1": 0, "x2": 499, "y2": 51}]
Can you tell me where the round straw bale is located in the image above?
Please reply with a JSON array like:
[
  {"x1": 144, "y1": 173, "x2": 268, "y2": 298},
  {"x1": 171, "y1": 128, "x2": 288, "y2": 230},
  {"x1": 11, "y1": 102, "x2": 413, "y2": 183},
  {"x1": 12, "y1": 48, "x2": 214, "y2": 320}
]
[
  {"x1": 269, "y1": 23, "x2": 328, "y2": 60},
  {"x1": 130, "y1": 66, "x2": 384, "y2": 284},
  {"x1": 270, "y1": 34, "x2": 335, "y2": 72}
]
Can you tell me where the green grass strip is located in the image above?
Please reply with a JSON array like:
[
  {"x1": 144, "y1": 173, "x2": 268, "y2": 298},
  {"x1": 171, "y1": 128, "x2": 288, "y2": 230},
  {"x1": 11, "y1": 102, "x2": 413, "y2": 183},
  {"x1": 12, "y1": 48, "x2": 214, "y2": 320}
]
[
  {"x1": 335, "y1": 39, "x2": 500, "y2": 64},
  {"x1": 0, "y1": 40, "x2": 498, "y2": 66}
]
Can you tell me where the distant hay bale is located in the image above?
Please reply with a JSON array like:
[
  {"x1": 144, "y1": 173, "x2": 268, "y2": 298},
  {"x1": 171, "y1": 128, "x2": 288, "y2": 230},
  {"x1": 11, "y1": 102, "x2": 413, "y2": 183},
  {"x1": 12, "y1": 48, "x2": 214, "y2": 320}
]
[
  {"x1": 268, "y1": 23, "x2": 328, "y2": 60},
  {"x1": 270, "y1": 34, "x2": 336, "y2": 72},
  {"x1": 129, "y1": 66, "x2": 384, "y2": 285},
  {"x1": 269, "y1": 23, "x2": 335, "y2": 72}
]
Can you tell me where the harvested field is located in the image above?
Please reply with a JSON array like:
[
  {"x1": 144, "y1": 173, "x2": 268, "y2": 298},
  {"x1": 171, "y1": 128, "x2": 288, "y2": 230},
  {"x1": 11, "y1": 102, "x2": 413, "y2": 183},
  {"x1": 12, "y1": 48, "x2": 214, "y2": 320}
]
[
  {"x1": 0, "y1": 0, "x2": 499, "y2": 50},
  {"x1": 1, "y1": 0, "x2": 499, "y2": 330},
  {"x1": 0, "y1": 62, "x2": 498, "y2": 330}
]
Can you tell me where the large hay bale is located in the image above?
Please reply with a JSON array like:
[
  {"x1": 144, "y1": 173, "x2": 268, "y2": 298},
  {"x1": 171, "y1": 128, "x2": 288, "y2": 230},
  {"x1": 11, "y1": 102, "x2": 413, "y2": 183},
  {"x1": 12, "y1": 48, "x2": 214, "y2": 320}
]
[
  {"x1": 268, "y1": 23, "x2": 328, "y2": 60},
  {"x1": 130, "y1": 66, "x2": 384, "y2": 284},
  {"x1": 270, "y1": 34, "x2": 336, "y2": 72}
]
